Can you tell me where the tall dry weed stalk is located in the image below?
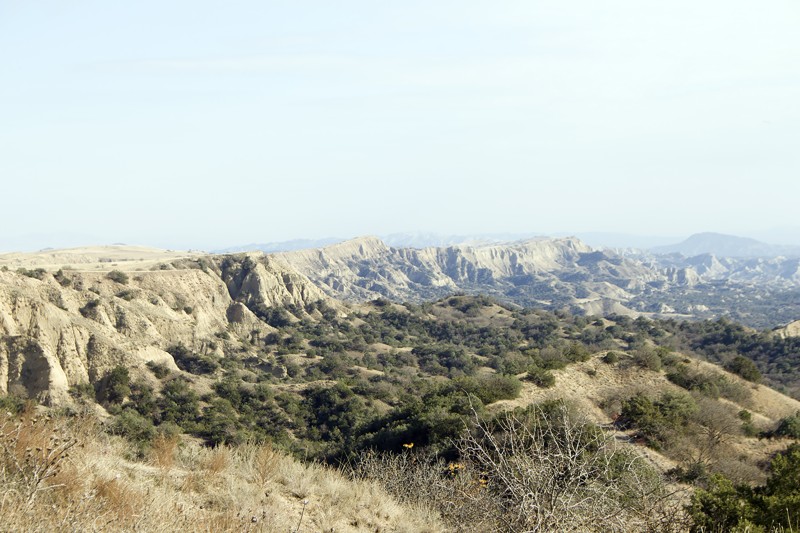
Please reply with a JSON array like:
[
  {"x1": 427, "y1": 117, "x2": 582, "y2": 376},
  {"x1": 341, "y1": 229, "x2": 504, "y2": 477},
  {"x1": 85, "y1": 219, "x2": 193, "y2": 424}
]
[
  {"x1": 151, "y1": 433, "x2": 179, "y2": 472},
  {"x1": 204, "y1": 446, "x2": 230, "y2": 475},
  {"x1": 93, "y1": 476, "x2": 141, "y2": 523},
  {"x1": 0, "y1": 409, "x2": 77, "y2": 506},
  {"x1": 251, "y1": 442, "x2": 281, "y2": 486}
]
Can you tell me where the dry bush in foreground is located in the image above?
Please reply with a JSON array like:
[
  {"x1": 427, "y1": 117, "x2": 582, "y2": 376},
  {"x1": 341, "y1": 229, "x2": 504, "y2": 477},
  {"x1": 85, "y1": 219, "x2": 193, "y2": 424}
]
[
  {"x1": 459, "y1": 404, "x2": 690, "y2": 532},
  {"x1": 0, "y1": 409, "x2": 77, "y2": 506},
  {"x1": 354, "y1": 403, "x2": 691, "y2": 532},
  {"x1": 351, "y1": 448, "x2": 502, "y2": 530}
]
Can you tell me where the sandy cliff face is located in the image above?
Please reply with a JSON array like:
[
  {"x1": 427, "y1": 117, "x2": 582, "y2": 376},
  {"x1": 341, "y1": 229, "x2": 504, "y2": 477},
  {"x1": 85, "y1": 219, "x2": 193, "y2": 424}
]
[
  {"x1": 276, "y1": 237, "x2": 800, "y2": 327},
  {"x1": 775, "y1": 320, "x2": 800, "y2": 339},
  {"x1": 0, "y1": 255, "x2": 327, "y2": 405},
  {"x1": 276, "y1": 236, "x2": 661, "y2": 312}
]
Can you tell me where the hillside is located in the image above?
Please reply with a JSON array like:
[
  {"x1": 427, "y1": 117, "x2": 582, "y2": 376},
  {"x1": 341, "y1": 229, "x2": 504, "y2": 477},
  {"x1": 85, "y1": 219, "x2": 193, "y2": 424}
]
[
  {"x1": 775, "y1": 319, "x2": 800, "y2": 339},
  {"x1": 0, "y1": 408, "x2": 441, "y2": 532},
  {"x1": 0, "y1": 254, "x2": 328, "y2": 405},
  {"x1": 0, "y1": 245, "x2": 204, "y2": 272},
  {"x1": 275, "y1": 236, "x2": 661, "y2": 315},
  {"x1": 5, "y1": 238, "x2": 800, "y2": 328},
  {"x1": 2, "y1": 255, "x2": 800, "y2": 531}
]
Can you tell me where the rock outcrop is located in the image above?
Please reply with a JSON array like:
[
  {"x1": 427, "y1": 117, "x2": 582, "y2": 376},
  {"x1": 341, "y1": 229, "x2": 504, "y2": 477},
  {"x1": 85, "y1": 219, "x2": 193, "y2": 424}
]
[
  {"x1": 0, "y1": 255, "x2": 327, "y2": 405},
  {"x1": 274, "y1": 236, "x2": 800, "y2": 328},
  {"x1": 775, "y1": 320, "x2": 800, "y2": 339},
  {"x1": 275, "y1": 236, "x2": 660, "y2": 312}
]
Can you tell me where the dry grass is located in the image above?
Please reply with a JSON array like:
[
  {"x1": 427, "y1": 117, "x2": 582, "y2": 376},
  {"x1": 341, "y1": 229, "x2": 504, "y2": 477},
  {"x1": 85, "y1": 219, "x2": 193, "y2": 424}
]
[
  {"x1": 150, "y1": 433, "x2": 178, "y2": 472},
  {"x1": 249, "y1": 442, "x2": 281, "y2": 486},
  {"x1": 489, "y1": 351, "x2": 800, "y2": 487},
  {"x1": 0, "y1": 407, "x2": 444, "y2": 532},
  {"x1": 352, "y1": 405, "x2": 691, "y2": 533},
  {"x1": 202, "y1": 446, "x2": 230, "y2": 475}
]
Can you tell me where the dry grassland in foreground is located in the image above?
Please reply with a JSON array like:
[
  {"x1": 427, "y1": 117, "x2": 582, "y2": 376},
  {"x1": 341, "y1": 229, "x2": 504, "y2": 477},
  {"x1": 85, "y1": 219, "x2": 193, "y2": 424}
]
[{"x1": 0, "y1": 408, "x2": 442, "y2": 532}]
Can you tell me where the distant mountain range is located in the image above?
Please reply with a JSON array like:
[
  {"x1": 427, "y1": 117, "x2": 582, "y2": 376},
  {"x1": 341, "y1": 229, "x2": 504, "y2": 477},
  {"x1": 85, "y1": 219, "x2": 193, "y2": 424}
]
[
  {"x1": 265, "y1": 235, "x2": 800, "y2": 328},
  {"x1": 215, "y1": 231, "x2": 676, "y2": 254},
  {"x1": 651, "y1": 232, "x2": 800, "y2": 258},
  {"x1": 214, "y1": 237, "x2": 345, "y2": 254},
  {"x1": 217, "y1": 231, "x2": 800, "y2": 259},
  {"x1": 214, "y1": 233, "x2": 547, "y2": 253},
  {"x1": 4, "y1": 235, "x2": 800, "y2": 329}
]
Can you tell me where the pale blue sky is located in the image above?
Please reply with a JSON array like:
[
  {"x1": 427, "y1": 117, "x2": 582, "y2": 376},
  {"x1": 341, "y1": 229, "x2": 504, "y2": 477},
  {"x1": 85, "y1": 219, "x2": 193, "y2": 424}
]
[{"x1": 2, "y1": 1, "x2": 799, "y2": 251}]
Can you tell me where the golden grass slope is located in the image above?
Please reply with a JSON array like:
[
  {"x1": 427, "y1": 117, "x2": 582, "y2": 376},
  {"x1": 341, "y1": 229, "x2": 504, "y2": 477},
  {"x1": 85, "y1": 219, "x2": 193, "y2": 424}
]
[
  {"x1": 0, "y1": 408, "x2": 442, "y2": 532},
  {"x1": 491, "y1": 351, "x2": 800, "y2": 483}
]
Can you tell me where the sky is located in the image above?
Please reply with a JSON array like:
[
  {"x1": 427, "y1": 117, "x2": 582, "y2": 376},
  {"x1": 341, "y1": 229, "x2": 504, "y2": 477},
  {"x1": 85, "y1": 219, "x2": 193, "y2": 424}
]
[{"x1": 1, "y1": 1, "x2": 799, "y2": 251}]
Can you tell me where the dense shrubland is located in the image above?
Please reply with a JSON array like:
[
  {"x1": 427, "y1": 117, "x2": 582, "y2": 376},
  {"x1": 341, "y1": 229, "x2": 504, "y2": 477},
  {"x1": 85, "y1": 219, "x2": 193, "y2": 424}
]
[
  {"x1": 4, "y1": 293, "x2": 800, "y2": 530},
  {"x1": 689, "y1": 444, "x2": 800, "y2": 532}
]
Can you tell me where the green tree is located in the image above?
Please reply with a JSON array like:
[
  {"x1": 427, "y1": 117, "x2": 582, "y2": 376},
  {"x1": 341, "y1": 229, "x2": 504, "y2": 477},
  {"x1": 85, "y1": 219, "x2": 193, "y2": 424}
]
[
  {"x1": 725, "y1": 356, "x2": 762, "y2": 383},
  {"x1": 774, "y1": 411, "x2": 800, "y2": 439},
  {"x1": 157, "y1": 378, "x2": 199, "y2": 428},
  {"x1": 689, "y1": 444, "x2": 800, "y2": 531},
  {"x1": 97, "y1": 366, "x2": 131, "y2": 405}
]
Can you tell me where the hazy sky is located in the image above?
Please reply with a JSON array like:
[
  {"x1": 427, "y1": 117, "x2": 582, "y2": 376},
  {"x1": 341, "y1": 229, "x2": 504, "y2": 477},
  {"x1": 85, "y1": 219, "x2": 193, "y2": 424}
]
[{"x1": 2, "y1": 1, "x2": 799, "y2": 251}]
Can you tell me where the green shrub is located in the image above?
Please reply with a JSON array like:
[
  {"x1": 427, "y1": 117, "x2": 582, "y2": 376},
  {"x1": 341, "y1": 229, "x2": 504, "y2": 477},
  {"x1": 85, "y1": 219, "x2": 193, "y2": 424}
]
[
  {"x1": 253, "y1": 305, "x2": 293, "y2": 327},
  {"x1": 455, "y1": 374, "x2": 522, "y2": 404},
  {"x1": 492, "y1": 351, "x2": 532, "y2": 374},
  {"x1": 97, "y1": 366, "x2": 131, "y2": 405},
  {"x1": 412, "y1": 344, "x2": 476, "y2": 376},
  {"x1": 618, "y1": 391, "x2": 698, "y2": 449},
  {"x1": 167, "y1": 344, "x2": 220, "y2": 375},
  {"x1": 602, "y1": 351, "x2": 620, "y2": 364},
  {"x1": 525, "y1": 366, "x2": 556, "y2": 388},
  {"x1": 146, "y1": 360, "x2": 171, "y2": 379},
  {"x1": 129, "y1": 381, "x2": 159, "y2": 419},
  {"x1": 157, "y1": 378, "x2": 200, "y2": 428},
  {"x1": 633, "y1": 348, "x2": 662, "y2": 372},
  {"x1": 111, "y1": 409, "x2": 156, "y2": 445},
  {"x1": 537, "y1": 346, "x2": 569, "y2": 370},
  {"x1": 303, "y1": 383, "x2": 367, "y2": 449},
  {"x1": 565, "y1": 342, "x2": 591, "y2": 363},
  {"x1": 198, "y1": 398, "x2": 243, "y2": 446},
  {"x1": 724, "y1": 356, "x2": 762, "y2": 383},
  {"x1": 116, "y1": 289, "x2": 135, "y2": 301},
  {"x1": 669, "y1": 461, "x2": 710, "y2": 484},
  {"x1": 16, "y1": 268, "x2": 47, "y2": 280},
  {"x1": 0, "y1": 394, "x2": 27, "y2": 414},
  {"x1": 69, "y1": 382, "x2": 96, "y2": 401},
  {"x1": 689, "y1": 444, "x2": 800, "y2": 531},
  {"x1": 106, "y1": 270, "x2": 129, "y2": 284},
  {"x1": 54, "y1": 269, "x2": 72, "y2": 287},
  {"x1": 79, "y1": 299, "x2": 101, "y2": 318},
  {"x1": 773, "y1": 411, "x2": 800, "y2": 439}
]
